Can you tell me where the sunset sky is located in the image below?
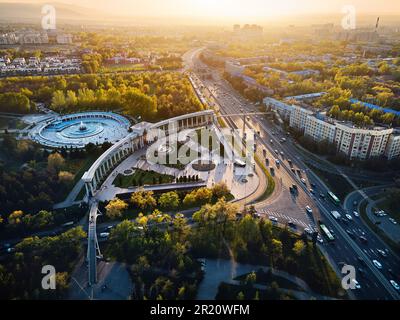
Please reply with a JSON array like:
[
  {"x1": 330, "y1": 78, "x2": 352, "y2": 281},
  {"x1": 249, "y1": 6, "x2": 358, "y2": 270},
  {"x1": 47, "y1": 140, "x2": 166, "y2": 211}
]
[{"x1": 2, "y1": 0, "x2": 400, "y2": 24}]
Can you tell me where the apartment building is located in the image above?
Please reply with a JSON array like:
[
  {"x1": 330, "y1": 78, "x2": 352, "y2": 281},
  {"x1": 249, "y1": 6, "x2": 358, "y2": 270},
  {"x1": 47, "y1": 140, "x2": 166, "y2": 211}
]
[
  {"x1": 385, "y1": 133, "x2": 400, "y2": 160},
  {"x1": 283, "y1": 102, "x2": 398, "y2": 160},
  {"x1": 334, "y1": 124, "x2": 392, "y2": 160},
  {"x1": 263, "y1": 97, "x2": 294, "y2": 120},
  {"x1": 304, "y1": 115, "x2": 336, "y2": 143},
  {"x1": 289, "y1": 105, "x2": 313, "y2": 131}
]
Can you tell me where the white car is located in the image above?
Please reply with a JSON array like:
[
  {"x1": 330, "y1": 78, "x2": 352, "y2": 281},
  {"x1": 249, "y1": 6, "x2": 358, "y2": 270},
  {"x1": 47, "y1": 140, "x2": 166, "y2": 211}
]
[
  {"x1": 317, "y1": 234, "x2": 324, "y2": 244},
  {"x1": 372, "y1": 259, "x2": 382, "y2": 269},
  {"x1": 99, "y1": 232, "x2": 110, "y2": 238},
  {"x1": 351, "y1": 279, "x2": 361, "y2": 289},
  {"x1": 304, "y1": 228, "x2": 313, "y2": 235},
  {"x1": 269, "y1": 216, "x2": 278, "y2": 223},
  {"x1": 301, "y1": 178, "x2": 307, "y2": 184},
  {"x1": 377, "y1": 249, "x2": 388, "y2": 258},
  {"x1": 390, "y1": 280, "x2": 400, "y2": 291},
  {"x1": 345, "y1": 214, "x2": 353, "y2": 221},
  {"x1": 305, "y1": 206, "x2": 313, "y2": 214},
  {"x1": 353, "y1": 211, "x2": 359, "y2": 217},
  {"x1": 389, "y1": 218, "x2": 397, "y2": 225}
]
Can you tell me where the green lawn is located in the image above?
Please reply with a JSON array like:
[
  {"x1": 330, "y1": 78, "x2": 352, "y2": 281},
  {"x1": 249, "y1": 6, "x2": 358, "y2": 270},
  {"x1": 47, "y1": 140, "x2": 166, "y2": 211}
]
[{"x1": 113, "y1": 169, "x2": 175, "y2": 188}]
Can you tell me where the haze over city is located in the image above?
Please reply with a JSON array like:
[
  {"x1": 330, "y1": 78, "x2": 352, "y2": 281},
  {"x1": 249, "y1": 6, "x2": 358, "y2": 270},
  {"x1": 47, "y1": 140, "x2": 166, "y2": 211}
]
[
  {"x1": 1, "y1": 0, "x2": 400, "y2": 25},
  {"x1": 0, "y1": 0, "x2": 399, "y2": 311}
]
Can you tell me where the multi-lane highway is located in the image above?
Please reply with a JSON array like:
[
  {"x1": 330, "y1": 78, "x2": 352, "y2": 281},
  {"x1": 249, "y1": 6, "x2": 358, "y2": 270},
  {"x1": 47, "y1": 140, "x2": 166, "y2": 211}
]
[{"x1": 188, "y1": 48, "x2": 400, "y2": 300}]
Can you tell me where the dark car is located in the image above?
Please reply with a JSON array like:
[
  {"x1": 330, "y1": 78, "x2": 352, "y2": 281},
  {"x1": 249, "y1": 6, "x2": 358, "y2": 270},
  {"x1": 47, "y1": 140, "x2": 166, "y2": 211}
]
[
  {"x1": 357, "y1": 256, "x2": 365, "y2": 265},
  {"x1": 346, "y1": 230, "x2": 355, "y2": 239},
  {"x1": 359, "y1": 236, "x2": 368, "y2": 244}
]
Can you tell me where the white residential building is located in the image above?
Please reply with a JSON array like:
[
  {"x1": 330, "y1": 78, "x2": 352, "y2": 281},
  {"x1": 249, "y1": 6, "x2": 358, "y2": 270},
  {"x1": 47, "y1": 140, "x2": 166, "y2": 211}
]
[
  {"x1": 289, "y1": 105, "x2": 313, "y2": 131},
  {"x1": 286, "y1": 102, "x2": 399, "y2": 161},
  {"x1": 304, "y1": 115, "x2": 336, "y2": 143},
  {"x1": 334, "y1": 124, "x2": 392, "y2": 160},
  {"x1": 263, "y1": 97, "x2": 294, "y2": 120},
  {"x1": 385, "y1": 133, "x2": 400, "y2": 160}
]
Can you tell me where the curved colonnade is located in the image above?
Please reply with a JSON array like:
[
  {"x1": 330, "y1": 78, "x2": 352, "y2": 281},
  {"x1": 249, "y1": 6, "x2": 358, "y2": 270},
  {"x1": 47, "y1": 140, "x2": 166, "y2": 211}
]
[{"x1": 81, "y1": 110, "x2": 216, "y2": 200}]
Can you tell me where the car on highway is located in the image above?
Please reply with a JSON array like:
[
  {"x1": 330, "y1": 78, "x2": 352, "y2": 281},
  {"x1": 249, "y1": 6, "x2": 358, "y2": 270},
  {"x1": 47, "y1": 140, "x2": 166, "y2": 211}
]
[
  {"x1": 99, "y1": 232, "x2": 110, "y2": 238},
  {"x1": 345, "y1": 214, "x2": 353, "y2": 221},
  {"x1": 309, "y1": 188, "x2": 315, "y2": 194},
  {"x1": 359, "y1": 235, "x2": 368, "y2": 244},
  {"x1": 6, "y1": 247, "x2": 15, "y2": 254},
  {"x1": 269, "y1": 216, "x2": 278, "y2": 223},
  {"x1": 372, "y1": 259, "x2": 383, "y2": 269},
  {"x1": 377, "y1": 249, "x2": 388, "y2": 258},
  {"x1": 280, "y1": 151, "x2": 284, "y2": 156},
  {"x1": 352, "y1": 279, "x2": 361, "y2": 289},
  {"x1": 331, "y1": 211, "x2": 341, "y2": 220},
  {"x1": 353, "y1": 211, "x2": 360, "y2": 217},
  {"x1": 274, "y1": 149, "x2": 279, "y2": 154},
  {"x1": 346, "y1": 230, "x2": 355, "y2": 239},
  {"x1": 301, "y1": 178, "x2": 307, "y2": 184},
  {"x1": 305, "y1": 206, "x2": 313, "y2": 214},
  {"x1": 390, "y1": 280, "x2": 400, "y2": 291}
]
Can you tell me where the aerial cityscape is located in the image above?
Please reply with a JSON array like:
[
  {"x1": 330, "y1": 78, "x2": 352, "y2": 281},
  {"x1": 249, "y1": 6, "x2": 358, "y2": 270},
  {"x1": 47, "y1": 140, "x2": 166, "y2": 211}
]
[{"x1": 0, "y1": 0, "x2": 399, "y2": 307}]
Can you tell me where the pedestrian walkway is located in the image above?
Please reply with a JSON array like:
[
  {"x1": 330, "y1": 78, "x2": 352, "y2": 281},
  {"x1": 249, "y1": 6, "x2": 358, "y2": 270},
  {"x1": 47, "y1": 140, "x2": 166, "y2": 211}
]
[{"x1": 258, "y1": 208, "x2": 312, "y2": 229}]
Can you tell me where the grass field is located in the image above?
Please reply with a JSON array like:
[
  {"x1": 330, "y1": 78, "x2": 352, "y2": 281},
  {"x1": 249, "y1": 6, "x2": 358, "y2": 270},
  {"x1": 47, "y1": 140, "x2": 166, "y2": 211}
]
[{"x1": 113, "y1": 169, "x2": 175, "y2": 188}]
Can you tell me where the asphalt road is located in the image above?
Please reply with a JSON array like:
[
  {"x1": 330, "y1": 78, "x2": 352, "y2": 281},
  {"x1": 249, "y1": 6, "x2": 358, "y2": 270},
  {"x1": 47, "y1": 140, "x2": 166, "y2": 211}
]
[{"x1": 188, "y1": 49, "x2": 400, "y2": 300}]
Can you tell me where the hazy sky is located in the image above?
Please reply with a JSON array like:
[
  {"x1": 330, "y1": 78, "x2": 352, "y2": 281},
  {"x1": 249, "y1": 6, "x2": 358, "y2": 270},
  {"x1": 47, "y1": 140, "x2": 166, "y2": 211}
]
[{"x1": 3, "y1": 0, "x2": 400, "y2": 20}]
